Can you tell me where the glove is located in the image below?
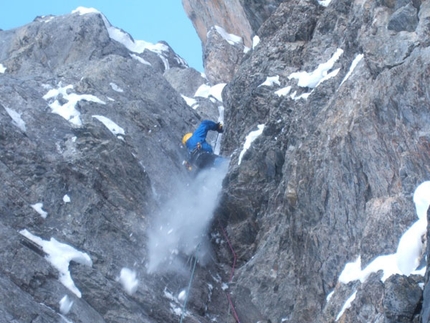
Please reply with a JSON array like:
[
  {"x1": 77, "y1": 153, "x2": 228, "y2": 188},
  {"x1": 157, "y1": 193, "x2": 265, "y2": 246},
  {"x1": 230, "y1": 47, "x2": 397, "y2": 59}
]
[{"x1": 216, "y1": 122, "x2": 224, "y2": 133}]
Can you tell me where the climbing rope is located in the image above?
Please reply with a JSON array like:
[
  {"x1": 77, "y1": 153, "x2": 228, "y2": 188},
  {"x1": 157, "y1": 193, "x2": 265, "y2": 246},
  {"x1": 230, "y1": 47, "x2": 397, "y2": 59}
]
[
  {"x1": 219, "y1": 224, "x2": 241, "y2": 323},
  {"x1": 180, "y1": 247, "x2": 199, "y2": 323}
]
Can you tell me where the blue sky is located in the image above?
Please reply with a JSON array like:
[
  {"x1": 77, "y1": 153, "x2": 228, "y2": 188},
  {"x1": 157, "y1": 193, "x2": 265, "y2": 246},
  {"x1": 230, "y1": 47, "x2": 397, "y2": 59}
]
[{"x1": 0, "y1": 1, "x2": 203, "y2": 71}]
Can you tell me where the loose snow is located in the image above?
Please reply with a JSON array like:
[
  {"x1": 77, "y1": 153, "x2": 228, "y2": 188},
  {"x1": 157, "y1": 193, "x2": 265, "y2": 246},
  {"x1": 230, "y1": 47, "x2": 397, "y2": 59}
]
[
  {"x1": 5, "y1": 107, "x2": 26, "y2": 132},
  {"x1": 92, "y1": 115, "x2": 125, "y2": 136},
  {"x1": 0, "y1": 63, "x2": 6, "y2": 73},
  {"x1": 43, "y1": 84, "x2": 105, "y2": 126},
  {"x1": 238, "y1": 125, "x2": 265, "y2": 165},
  {"x1": 289, "y1": 48, "x2": 343, "y2": 88},
  {"x1": 19, "y1": 229, "x2": 92, "y2": 298},
  {"x1": 214, "y1": 25, "x2": 243, "y2": 45},
  {"x1": 31, "y1": 203, "x2": 48, "y2": 218},
  {"x1": 258, "y1": 75, "x2": 280, "y2": 87},
  {"x1": 117, "y1": 268, "x2": 139, "y2": 295}
]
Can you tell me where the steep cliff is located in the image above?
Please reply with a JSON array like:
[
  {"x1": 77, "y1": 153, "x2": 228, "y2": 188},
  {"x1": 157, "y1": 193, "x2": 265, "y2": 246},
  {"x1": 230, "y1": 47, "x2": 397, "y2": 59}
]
[
  {"x1": 1, "y1": 1, "x2": 430, "y2": 323},
  {"x1": 0, "y1": 8, "x2": 230, "y2": 323},
  {"x1": 213, "y1": 0, "x2": 430, "y2": 322}
]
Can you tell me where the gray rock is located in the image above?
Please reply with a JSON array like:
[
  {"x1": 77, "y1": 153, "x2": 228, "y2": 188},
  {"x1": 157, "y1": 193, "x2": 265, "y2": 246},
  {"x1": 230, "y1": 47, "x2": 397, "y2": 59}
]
[{"x1": 388, "y1": 3, "x2": 419, "y2": 32}]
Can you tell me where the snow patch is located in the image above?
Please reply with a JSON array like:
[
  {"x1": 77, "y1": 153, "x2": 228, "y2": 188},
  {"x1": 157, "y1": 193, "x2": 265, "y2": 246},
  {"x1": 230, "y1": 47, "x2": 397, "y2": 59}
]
[
  {"x1": 336, "y1": 291, "x2": 357, "y2": 321},
  {"x1": 31, "y1": 203, "x2": 48, "y2": 218},
  {"x1": 43, "y1": 84, "x2": 105, "y2": 126},
  {"x1": 275, "y1": 86, "x2": 292, "y2": 97},
  {"x1": 413, "y1": 181, "x2": 430, "y2": 220},
  {"x1": 130, "y1": 53, "x2": 151, "y2": 66},
  {"x1": 289, "y1": 48, "x2": 343, "y2": 88},
  {"x1": 63, "y1": 195, "x2": 71, "y2": 203},
  {"x1": 181, "y1": 95, "x2": 198, "y2": 109},
  {"x1": 72, "y1": 7, "x2": 100, "y2": 15},
  {"x1": 213, "y1": 25, "x2": 243, "y2": 45},
  {"x1": 318, "y1": 0, "x2": 333, "y2": 7},
  {"x1": 5, "y1": 107, "x2": 26, "y2": 132},
  {"x1": 92, "y1": 115, "x2": 125, "y2": 136},
  {"x1": 252, "y1": 35, "x2": 260, "y2": 49},
  {"x1": 109, "y1": 82, "x2": 124, "y2": 93},
  {"x1": 0, "y1": 63, "x2": 6, "y2": 73},
  {"x1": 117, "y1": 268, "x2": 139, "y2": 295},
  {"x1": 19, "y1": 229, "x2": 92, "y2": 298},
  {"x1": 194, "y1": 83, "x2": 226, "y2": 102},
  {"x1": 238, "y1": 125, "x2": 265, "y2": 165},
  {"x1": 258, "y1": 75, "x2": 280, "y2": 87},
  {"x1": 340, "y1": 54, "x2": 364, "y2": 86}
]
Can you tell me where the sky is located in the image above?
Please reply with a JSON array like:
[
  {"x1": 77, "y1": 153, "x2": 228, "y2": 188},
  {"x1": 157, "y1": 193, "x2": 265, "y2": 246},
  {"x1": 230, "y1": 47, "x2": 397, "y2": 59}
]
[{"x1": 0, "y1": 1, "x2": 203, "y2": 71}]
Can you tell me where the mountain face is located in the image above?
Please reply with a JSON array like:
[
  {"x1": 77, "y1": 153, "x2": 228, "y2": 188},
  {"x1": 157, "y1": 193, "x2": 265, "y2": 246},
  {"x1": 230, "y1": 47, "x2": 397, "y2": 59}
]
[{"x1": 1, "y1": 2, "x2": 430, "y2": 323}]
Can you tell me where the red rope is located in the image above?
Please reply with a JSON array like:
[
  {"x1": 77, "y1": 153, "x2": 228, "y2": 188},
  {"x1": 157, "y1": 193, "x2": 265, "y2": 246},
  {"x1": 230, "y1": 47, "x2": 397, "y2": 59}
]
[{"x1": 219, "y1": 224, "x2": 241, "y2": 323}]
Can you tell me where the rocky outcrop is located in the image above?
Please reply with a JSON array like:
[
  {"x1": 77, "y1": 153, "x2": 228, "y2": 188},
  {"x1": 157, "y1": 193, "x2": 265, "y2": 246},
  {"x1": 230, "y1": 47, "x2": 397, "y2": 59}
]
[
  {"x1": 2, "y1": 1, "x2": 430, "y2": 322},
  {"x1": 0, "y1": 8, "x2": 229, "y2": 323},
  {"x1": 215, "y1": 0, "x2": 430, "y2": 322}
]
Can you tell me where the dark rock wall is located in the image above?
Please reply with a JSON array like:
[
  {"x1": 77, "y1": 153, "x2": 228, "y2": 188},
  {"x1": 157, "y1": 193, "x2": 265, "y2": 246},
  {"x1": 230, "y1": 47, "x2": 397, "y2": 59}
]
[{"x1": 216, "y1": 0, "x2": 430, "y2": 322}]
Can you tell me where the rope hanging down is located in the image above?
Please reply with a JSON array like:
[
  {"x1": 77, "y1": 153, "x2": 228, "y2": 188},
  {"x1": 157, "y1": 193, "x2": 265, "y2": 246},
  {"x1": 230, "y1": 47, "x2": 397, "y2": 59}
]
[{"x1": 179, "y1": 247, "x2": 199, "y2": 323}]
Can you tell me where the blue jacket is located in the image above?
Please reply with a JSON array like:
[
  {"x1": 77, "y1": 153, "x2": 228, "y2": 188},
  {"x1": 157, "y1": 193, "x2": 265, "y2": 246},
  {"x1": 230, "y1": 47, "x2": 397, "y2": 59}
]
[{"x1": 186, "y1": 120, "x2": 219, "y2": 154}]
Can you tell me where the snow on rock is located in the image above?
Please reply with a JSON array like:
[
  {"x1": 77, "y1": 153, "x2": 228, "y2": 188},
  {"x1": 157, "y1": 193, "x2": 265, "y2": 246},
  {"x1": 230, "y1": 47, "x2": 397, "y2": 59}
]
[
  {"x1": 275, "y1": 86, "x2": 292, "y2": 97},
  {"x1": 413, "y1": 181, "x2": 430, "y2": 220},
  {"x1": 396, "y1": 217, "x2": 427, "y2": 275},
  {"x1": 92, "y1": 115, "x2": 125, "y2": 136},
  {"x1": 63, "y1": 195, "x2": 71, "y2": 203},
  {"x1": 238, "y1": 124, "x2": 265, "y2": 165},
  {"x1": 178, "y1": 289, "x2": 187, "y2": 302},
  {"x1": 318, "y1": 0, "x2": 333, "y2": 7},
  {"x1": 130, "y1": 53, "x2": 151, "y2": 66},
  {"x1": 19, "y1": 229, "x2": 92, "y2": 298},
  {"x1": 340, "y1": 54, "x2": 364, "y2": 86},
  {"x1": 72, "y1": 7, "x2": 184, "y2": 70},
  {"x1": 71, "y1": 7, "x2": 99, "y2": 15},
  {"x1": 214, "y1": 25, "x2": 243, "y2": 45},
  {"x1": 289, "y1": 48, "x2": 343, "y2": 88},
  {"x1": 43, "y1": 84, "x2": 105, "y2": 127},
  {"x1": 109, "y1": 82, "x2": 124, "y2": 93},
  {"x1": 5, "y1": 107, "x2": 26, "y2": 132},
  {"x1": 336, "y1": 291, "x2": 357, "y2": 321},
  {"x1": 117, "y1": 268, "x2": 139, "y2": 295},
  {"x1": 0, "y1": 63, "x2": 6, "y2": 73},
  {"x1": 258, "y1": 75, "x2": 280, "y2": 87},
  {"x1": 59, "y1": 295, "x2": 74, "y2": 315},
  {"x1": 252, "y1": 35, "x2": 260, "y2": 49},
  {"x1": 194, "y1": 83, "x2": 226, "y2": 102},
  {"x1": 181, "y1": 95, "x2": 198, "y2": 109},
  {"x1": 31, "y1": 203, "x2": 48, "y2": 218}
]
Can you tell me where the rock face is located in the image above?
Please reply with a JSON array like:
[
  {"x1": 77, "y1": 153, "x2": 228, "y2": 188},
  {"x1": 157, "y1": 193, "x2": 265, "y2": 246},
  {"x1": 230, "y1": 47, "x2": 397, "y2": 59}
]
[
  {"x1": 0, "y1": 9, "x2": 229, "y2": 323},
  {"x1": 215, "y1": 0, "x2": 430, "y2": 322},
  {"x1": 2, "y1": 1, "x2": 430, "y2": 323}
]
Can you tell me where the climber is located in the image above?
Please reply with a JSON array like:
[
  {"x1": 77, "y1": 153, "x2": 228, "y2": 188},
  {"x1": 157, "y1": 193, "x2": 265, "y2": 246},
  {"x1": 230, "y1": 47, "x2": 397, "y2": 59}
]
[{"x1": 182, "y1": 119, "x2": 226, "y2": 171}]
